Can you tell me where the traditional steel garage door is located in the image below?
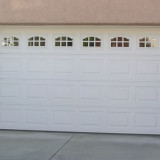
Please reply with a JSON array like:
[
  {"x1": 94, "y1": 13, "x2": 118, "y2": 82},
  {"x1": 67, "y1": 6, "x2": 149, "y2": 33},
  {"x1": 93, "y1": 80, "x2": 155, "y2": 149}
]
[{"x1": 0, "y1": 26, "x2": 160, "y2": 134}]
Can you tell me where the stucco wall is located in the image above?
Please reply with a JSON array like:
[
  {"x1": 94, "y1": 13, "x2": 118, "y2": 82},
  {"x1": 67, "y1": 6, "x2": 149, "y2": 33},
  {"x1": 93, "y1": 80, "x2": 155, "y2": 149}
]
[{"x1": 0, "y1": 0, "x2": 160, "y2": 25}]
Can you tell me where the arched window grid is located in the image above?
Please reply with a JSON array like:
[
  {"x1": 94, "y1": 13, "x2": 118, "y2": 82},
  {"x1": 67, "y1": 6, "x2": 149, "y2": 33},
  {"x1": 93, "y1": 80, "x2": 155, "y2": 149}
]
[
  {"x1": 111, "y1": 37, "x2": 129, "y2": 48},
  {"x1": 2, "y1": 37, "x2": 19, "y2": 47},
  {"x1": 55, "y1": 36, "x2": 73, "y2": 47},
  {"x1": 28, "y1": 36, "x2": 45, "y2": 47},
  {"x1": 139, "y1": 37, "x2": 158, "y2": 48},
  {"x1": 83, "y1": 37, "x2": 101, "y2": 47}
]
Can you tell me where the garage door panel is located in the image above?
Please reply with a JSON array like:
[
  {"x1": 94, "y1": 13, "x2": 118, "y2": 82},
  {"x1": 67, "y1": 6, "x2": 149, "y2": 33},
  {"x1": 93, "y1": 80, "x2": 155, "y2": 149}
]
[
  {"x1": 24, "y1": 59, "x2": 49, "y2": 79},
  {"x1": 107, "y1": 86, "x2": 133, "y2": 106},
  {"x1": 136, "y1": 60, "x2": 160, "y2": 81},
  {"x1": 0, "y1": 27, "x2": 160, "y2": 134},
  {"x1": 52, "y1": 110, "x2": 75, "y2": 126},
  {"x1": 0, "y1": 109, "x2": 20, "y2": 124},
  {"x1": 78, "y1": 111, "x2": 104, "y2": 130},
  {"x1": 106, "y1": 111, "x2": 133, "y2": 131},
  {"x1": 0, "y1": 59, "x2": 23, "y2": 79},
  {"x1": 135, "y1": 112, "x2": 158, "y2": 128},
  {"x1": 135, "y1": 86, "x2": 160, "y2": 106},
  {"x1": 24, "y1": 83, "x2": 50, "y2": 104},
  {"x1": 79, "y1": 85, "x2": 105, "y2": 106},
  {"x1": 51, "y1": 85, "x2": 77, "y2": 105},
  {"x1": 0, "y1": 83, "x2": 22, "y2": 104},
  {"x1": 24, "y1": 109, "x2": 48, "y2": 127},
  {"x1": 52, "y1": 59, "x2": 76, "y2": 73}
]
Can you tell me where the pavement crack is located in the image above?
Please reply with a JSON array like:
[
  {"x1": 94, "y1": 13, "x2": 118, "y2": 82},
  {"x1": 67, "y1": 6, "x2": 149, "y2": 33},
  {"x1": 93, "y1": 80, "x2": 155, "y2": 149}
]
[{"x1": 49, "y1": 134, "x2": 75, "y2": 160}]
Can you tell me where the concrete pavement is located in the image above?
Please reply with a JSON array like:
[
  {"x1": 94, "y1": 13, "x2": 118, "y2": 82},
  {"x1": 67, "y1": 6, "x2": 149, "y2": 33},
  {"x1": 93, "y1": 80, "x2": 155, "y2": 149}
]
[{"x1": 0, "y1": 130, "x2": 159, "y2": 160}]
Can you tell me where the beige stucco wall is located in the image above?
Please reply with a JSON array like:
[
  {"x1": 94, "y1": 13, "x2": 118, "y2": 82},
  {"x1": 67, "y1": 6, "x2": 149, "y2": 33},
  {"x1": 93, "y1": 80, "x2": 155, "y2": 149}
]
[{"x1": 0, "y1": 0, "x2": 160, "y2": 25}]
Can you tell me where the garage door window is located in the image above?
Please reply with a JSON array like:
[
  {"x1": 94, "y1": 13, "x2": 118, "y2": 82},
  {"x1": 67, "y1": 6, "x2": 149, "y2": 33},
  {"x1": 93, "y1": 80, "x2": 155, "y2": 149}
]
[
  {"x1": 111, "y1": 37, "x2": 129, "y2": 47},
  {"x1": 139, "y1": 37, "x2": 158, "y2": 48},
  {"x1": 83, "y1": 37, "x2": 101, "y2": 47},
  {"x1": 55, "y1": 37, "x2": 73, "y2": 47},
  {"x1": 28, "y1": 36, "x2": 45, "y2": 47},
  {"x1": 2, "y1": 37, "x2": 19, "y2": 47}
]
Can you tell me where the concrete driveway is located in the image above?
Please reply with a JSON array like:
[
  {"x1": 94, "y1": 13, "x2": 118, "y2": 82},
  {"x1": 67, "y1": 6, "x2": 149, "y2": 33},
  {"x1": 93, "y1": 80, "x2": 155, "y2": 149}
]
[{"x1": 0, "y1": 130, "x2": 160, "y2": 160}]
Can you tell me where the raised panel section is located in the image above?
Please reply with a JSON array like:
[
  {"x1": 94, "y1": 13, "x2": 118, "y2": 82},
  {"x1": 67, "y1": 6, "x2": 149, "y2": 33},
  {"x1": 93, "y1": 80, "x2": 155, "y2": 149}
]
[
  {"x1": 136, "y1": 87, "x2": 158, "y2": 101},
  {"x1": 108, "y1": 112, "x2": 129, "y2": 127},
  {"x1": 0, "y1": 84, "x2": 21, "y2": 103},
  {"x1": 108, "y1": 86, "x2": 131, "y2": 105},
  {"x1": 79, "y1": 111, "x2": 102, "y2": 127},
  {"x1": 109, "y1": 60, "x2": 130, "y2": 74},
  {"x1": 52, "y1": 85, "x2": 75, "y2": 105},
  {"x1": 80, "y1": 85, "x2": 104, "y2": 106},
  {"x1": 53, "y1": 110, "x2": 74, "y2": 126},
  {"x1": 25, "y1": 84, "x2": 48, "y2": 103},
  {"x1": 136, "y1": 61, "x2": 159, "y2": 75},
  {"x1": 53, "y1": 59, "x2": 75, "y2": 73},
  {"x1": 25, "y1": 110, "x2": 47, "y2": 125},
  {"x1": 80, "y1": 59, "x2": 102, "y2": 73},
  {"x1": 54, "y1": 85, "x2": 73, "y2": 99},
  {"x1": 109, "y1": 86, "x2": 130, "y2": 100},
  {"x1": 0, "y1": 109, "x2": 20, "y2": 123},
  {"x1": 0, "y1": 60, "x2": 21, "y2": 72},
  {"x1": 26, "y1": 59, "x2": 48, "y2": 73},
  {"x1": 136, "y1": 113, "x2": 157, "y2": 127}
]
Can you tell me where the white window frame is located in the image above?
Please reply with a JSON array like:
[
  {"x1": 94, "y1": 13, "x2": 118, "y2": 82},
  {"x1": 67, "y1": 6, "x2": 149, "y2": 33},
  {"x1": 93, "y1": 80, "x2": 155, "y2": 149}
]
[
  {"x1": 137, "y1": 35, "x2": 159, "y2": 49},
  {"x1": 0, "y1": 33, "x2": 21, "y2": 50},
  {"x1": 108, "y1": 33, "x2": 132, "y2": 50},
  {"x1": 53, "y1": 33, "x2": 76, "y2": 51},
  {"x1": 26, "y1": 34, "x2": 48, "y2": 49},
  {"x1": 80, "y1": 33, "x2": 104, "y2": 50}
]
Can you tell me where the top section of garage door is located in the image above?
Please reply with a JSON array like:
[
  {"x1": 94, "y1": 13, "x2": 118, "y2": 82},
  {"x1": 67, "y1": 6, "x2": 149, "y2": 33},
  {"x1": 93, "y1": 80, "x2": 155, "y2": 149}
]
[{"x1": 0, "y1": 26, "x2": 160, "y2": 53}]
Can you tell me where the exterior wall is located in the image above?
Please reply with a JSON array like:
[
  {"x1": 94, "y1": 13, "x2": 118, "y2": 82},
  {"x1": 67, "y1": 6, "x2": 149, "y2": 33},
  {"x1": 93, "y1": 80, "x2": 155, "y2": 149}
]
[{"x1": 0, "y1": 0, "x2": 160, "y2": 25}]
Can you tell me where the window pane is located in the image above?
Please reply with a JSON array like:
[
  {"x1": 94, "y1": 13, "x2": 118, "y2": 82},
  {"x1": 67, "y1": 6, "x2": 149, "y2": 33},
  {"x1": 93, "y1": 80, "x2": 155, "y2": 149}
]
[
  {"x1": 35, "y1": 37, "x2": 39, "y2": 40},
  {"x1": 89, "y1": 42, "x2": 94, "y2": 47},
  {"x1": 118, "y1": 43, "x2": 122, "y2": 47},
  {"x1": 118, "y1": 37, "x2": 122, "y2": 41},
  {"x1": 111, "y1": 42, "x2": 116, "y2": 47},
  {"x1": 90, "y1": 37, "x2": 94, "y2": 41},
  {"x1": 62, "y1": 42, "x2": 66, "y2": 46},
  {"x1": 83, "y1": 42, "x2": 88, "y2": 47},
  {"x1": 111, "y1": 38, "x2": 116, "y2": 41},
  {"x1": 40, "y1": 37, "x2": 45, "y2": 41},
  {"x1": 140, "y1": 38, "x2": 145, "y2": 42},
  {"x1": 95, "y1": 42, "x2": 101, "y2": 47},
  {"x1": 40, "y1": 42, "x2": 45, "y2": 46},
  {"x1": 14, "y1": 37, "x2": 18, "y2": 41},
  {"x1": 29, "y1": 37, "x2": 33, "y2": 41},
  {"x1": 8, "y1": 41, "x2": 13, "y2": 46},
  {"x1": 55, "y1": 42, "x2": 60, "y2": 46},
  {"x1": 28, "y1": 42, "x2": 33, "y2": 46},
  {"x1": 139, "y1": 43, "x2": 145, "y2": 47},
  {"x1": 124, "y1": 42, "x2": 129, "y2": 47},
  {"x1": 146, "y1": 43, "x2": 151, "y2": 47},
  {"x1": 67, "y1": 37, "x2": 72, "y2": 41},
  {"x1": 146, "y1": 37, "x2": 151, "y2": 42},
  {"x1": 83, "y1": 37, "x2": 88, "y2": 41},
  {"x1": 14, "y1": 42, "x2": 19, "y2": 46},
  {"x1": 56, "y1": 37, "x2": 60, "y2": 41},
  {"x1": 152, "y1": 41, "x2": 158, "y2": 48},
  {"x1": 35, "y1": 42, "x2": 39, "y2": 46},
  {"x1": 95, "y1": 38, "x2": 100, "y2": 41},
  {"x1": 67, "y1": 42, "x2": 73, "y2": 46},
  {"x1": 62, "y1": 37, "x2": 66, "y2": 41},
  {"x1": 124, "y1": 38, "x2": 129, "y2": 41}
]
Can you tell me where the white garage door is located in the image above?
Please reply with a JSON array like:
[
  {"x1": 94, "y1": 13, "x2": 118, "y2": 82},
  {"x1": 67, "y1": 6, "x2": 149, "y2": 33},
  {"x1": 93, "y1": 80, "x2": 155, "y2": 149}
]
[{"x1": 0, "y1": 26, "x2": 160, "y2": 134}]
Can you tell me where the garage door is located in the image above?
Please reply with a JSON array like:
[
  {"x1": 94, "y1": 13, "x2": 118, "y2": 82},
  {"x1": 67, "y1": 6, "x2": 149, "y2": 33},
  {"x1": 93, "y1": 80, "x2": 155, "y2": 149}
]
[{"x1": 0, "y1": 26, "x2": 160, "y2": 134}]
